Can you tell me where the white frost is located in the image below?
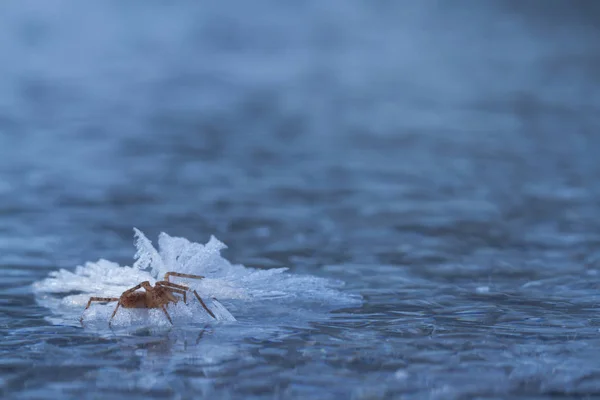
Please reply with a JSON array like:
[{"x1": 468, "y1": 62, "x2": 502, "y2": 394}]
[
  {"x1": 33, "y1": 228, "x2": 360, "y2": 328},
  {"x1": 132, "y1": 227, "x2": 165, "y2": 278}
]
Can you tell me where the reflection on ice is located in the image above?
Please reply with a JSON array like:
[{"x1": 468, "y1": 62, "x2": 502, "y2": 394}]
[{"x1": 32, "y1": 228, "x2": 360, "y2": 328}]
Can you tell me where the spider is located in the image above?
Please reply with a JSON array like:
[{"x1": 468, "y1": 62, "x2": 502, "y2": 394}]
[{"x1": 80, "y1": 272, "x2": 217, "y2": 326}]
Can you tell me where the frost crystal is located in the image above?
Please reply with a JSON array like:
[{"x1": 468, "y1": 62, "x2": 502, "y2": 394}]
[
  {"x1": 134, "y1": 228, "x2": 231, "y2": 279},
  {"x1": 133, "y1": 227, "x2": 165, "y2": 278}
]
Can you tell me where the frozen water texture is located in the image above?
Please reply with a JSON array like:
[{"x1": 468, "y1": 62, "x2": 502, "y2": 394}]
[{"x1": 32, "y1": 229, "x2": 361, "y2": 328}]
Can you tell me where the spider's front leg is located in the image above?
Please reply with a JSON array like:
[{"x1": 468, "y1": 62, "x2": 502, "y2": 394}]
[{"x1": 80, "y1": 297, "x2": 119, "y2": 325}]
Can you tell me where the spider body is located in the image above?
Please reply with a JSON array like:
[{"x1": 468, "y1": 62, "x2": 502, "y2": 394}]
[
  {"x1": 120, "y1": 290, "x2": 152, "y2": 308},
  {"x1": 119, "y1": 283, "x2": 178, "y2": 308},
  {"x1": 81, "y1": 272, "x2": 217, "y2": 326}
]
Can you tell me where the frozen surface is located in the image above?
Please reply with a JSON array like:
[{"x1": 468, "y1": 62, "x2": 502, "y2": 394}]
[
  {"x1": 33, "y1": 229, "x2": 359, "y2": 328},
  {"x1": 2, "y1": 1, "x2": 600, "y2": 399}
]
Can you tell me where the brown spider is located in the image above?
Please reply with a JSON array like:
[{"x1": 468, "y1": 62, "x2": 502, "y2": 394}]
[{"x1": 80, "y1": 272, "x2": 217, "y2": 326}]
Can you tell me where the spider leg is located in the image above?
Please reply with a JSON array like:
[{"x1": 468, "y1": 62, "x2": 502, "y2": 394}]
[
  {"x1": 164, "y1": 272, "x2": 205, "y2": 282},
  {"x1": 157, "y1": 284, "x2": 187, "y2": 304},
  {"x1": 163, "y1": 274, "x2": 216, "y2": 319},
  {"x1": 80, "y1": 297, "x2": 119, "y2": 325},
  {"x1": 156, "y1": 281, "x2": 188, "y2": 303},
  {"x1": 83, "y1": 297, "x2": 119, "y2": 311},
  {"x1": 192, "y1": 290, "x2": 216, "y2": 319},
  {"x1": 123, "y1": 282, "x2": 147, "y2": 295},
  {"x1": 161, "y1": 305, "x2": 173, "y2": 324},
  {"x1": 156, "y1": 281, "x2": 188, "y2": 290},
  {"x1": 108, "y1": 301, "x2": 122, "y2": 327},
  {"x1": 107, "y1": 282, "x2": 151, "y2": 327}
]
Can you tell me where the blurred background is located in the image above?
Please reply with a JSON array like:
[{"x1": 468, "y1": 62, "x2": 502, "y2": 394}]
[{"x1": 1, "y1": 0, "x2": 600, "y2": 398}]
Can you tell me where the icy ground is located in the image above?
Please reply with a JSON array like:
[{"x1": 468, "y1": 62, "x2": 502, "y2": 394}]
[
  {"x1": 32, "y1": 229, "x2": 361, "y2": 330},
  {"x1": 3, "y1": 0, "x2": 600, "y2": 398}
]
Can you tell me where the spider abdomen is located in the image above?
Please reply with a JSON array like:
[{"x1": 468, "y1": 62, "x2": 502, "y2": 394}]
[{"x1": 120, "y1": 292, "x2": 147, "y2": 308}]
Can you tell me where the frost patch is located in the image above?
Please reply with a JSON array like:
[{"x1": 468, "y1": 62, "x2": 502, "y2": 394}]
[{"x1": 33, "y1": 228, "x2": 360, "y2": 328}]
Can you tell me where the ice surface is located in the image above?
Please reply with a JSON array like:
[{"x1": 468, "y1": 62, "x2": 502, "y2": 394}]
[{"x1": 32, "y1": 229, "x2": 361, "y2": 328}]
